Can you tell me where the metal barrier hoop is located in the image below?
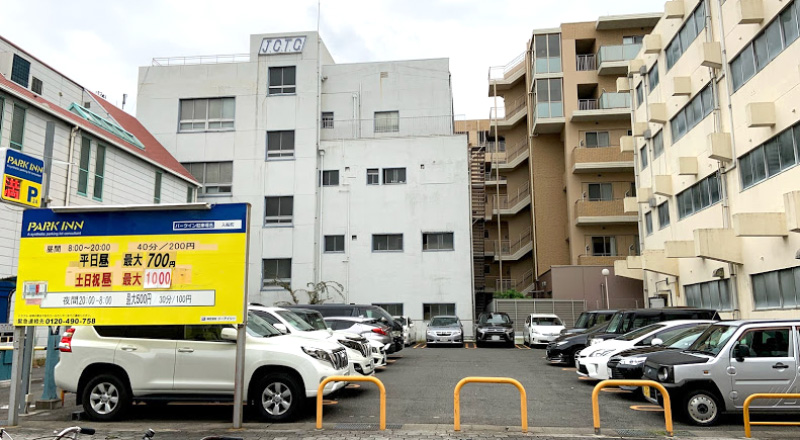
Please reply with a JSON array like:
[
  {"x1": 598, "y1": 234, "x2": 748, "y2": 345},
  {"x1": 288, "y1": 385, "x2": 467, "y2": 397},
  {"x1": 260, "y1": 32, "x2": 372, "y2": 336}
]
[
  {"x1": 453, "y1": 376, "x2": 528, "y2": 432},
  {"x1": 592, "y1": 379, "x2": 673, "y2": 437},
  {"x1": 743, "y1": 393, "x2": 800, "y2": 438},
  {"x1": 316, "y1": 376, "x2": 386, "y2": 430}
]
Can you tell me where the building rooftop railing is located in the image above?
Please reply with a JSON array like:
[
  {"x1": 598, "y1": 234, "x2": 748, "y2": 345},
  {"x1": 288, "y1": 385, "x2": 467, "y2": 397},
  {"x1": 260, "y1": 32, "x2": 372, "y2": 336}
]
[
  {"x1": 152, "y1": 53, "x2": 250, "y2": 66},
  {"x1": 488, "y1": 51, "x2": 526, "y2": 81}
]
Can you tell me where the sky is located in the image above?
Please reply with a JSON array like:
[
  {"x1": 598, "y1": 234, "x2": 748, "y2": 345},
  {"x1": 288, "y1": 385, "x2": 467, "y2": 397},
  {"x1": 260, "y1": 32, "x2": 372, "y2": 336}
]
[{"x1": 1, "y1": 0, "x2": 664, "y2": 119}]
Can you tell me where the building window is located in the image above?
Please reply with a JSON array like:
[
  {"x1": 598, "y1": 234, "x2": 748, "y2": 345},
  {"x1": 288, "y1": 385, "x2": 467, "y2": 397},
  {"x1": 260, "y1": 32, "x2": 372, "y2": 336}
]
[
  {"x1": 366, "y1": 168, "x2": 380, "y2": 185},
  {"x1": 591, "y1": 236, "x2": 616, "y2": 256},
  {"x1": 383, "y1": 167, "x2": 406, "y2": 184},
  {"x1": 669, "y1": 84, "x2": 713, "y2": 143},
  {"x1": 623, "y1": 35, "x2": 644, "y2": 45},
  {"x1": 739, "y1": 123, "x2": 799, "y2": 190},
  {"x1": 423, "y1": 303, "x2": 455, "y2": 320},
  {"x1": 422, "y1": 232, "x2": 454, "y2": 251},
  {"x1": 587, "y1": 183, "x2": 613, "y2": 201},
  {"x1": 266, "y1": 130, "x2": 295, "y2": 159},
  {"x1": 535, "y1": 78, "x2": 563, "y2": 118},
  {"x1": 374, "y1": 111, "x2": 399, "y2": 133},
  {"x1": 182, "y1": 162, "x2": 233, "y2": 195},
  {"x1": 373, "y1": 303, "x2": 403, "y2": 316},
  {"x1": 685, "y1": 279, "x2": 733, "y2": 310},
  {"x1": 533, "y1": 33, "x2": 561, "y2": 74},
  {"x1": 77, "y1": 137, "x2": 91, "y2": 196},
  {"x1": 640, "y1": 144, "x2": 649, "y2": 169},
  {"x1": 751, "y1": 266, "x2": 800, "y2": 310},
  {"x1": 178, "y1": 97, "x2": 234, "y2": 131},
  {"x1": 645, "y1": 211, "x2": 653, "y2": 235},
  {"x1": 265, "y1": 196, "x2": 293, "y2": 225},
  {"x1": 647, "y1": 62, "x2": 660, "y2": 91},
  {"x1": 665, "y1": 1, "x2": 707, "y2": 70},
  {"x1": 186, "y1": 186, "x2": 195, "y2": 203},
  {"x1": 585, "y1": 131, "x2": 610, "y2": 148},
  {"x1": 31, "y1": 77, "x2": 43, "y2": 95},
  {"x1": 154, "y1": 171, "x2": 162, "y2": 204},
  {"x1": 635, "y1": 82, "x2": 644, "y2": 108},
  {"x1": 9, "y1": 105, "x2": 25, "y2": 150},
  {"x1": 321, "y1": 112, "x2": 334, "y2": 129},
  {"x1": 268, "y1": 66, "x2": 296, "y2": 95},
  {"x1": 324, "y1": 235, "x2": 345, "y2": 253},
  {"x1": 321, "y1": 170, "x2": 339, "y2": 186},
  {"x1": 10, "y1": 54, "x2": 30, "y2": 88},
  {"x1": 731, "y1": 1, "x2": 800, "y2": 91},
  {"x1": 372, "y1": 234, "x2": 403, "y2": 252},
  {"x1": 657, "y1": 201, "x2": 670, "y2": 229},
  {"x1": 262, "y1": 258, "x2": 291, "y2": 288},
  {"x1": 652, "y1": 130, "x2": 664, "y2": 158},
  {"x1": 93, "y1": 144, "x2": 106, "y2": 200},
  {"x1": 677, "y1": 172, "x2": 722, "y2": 219}
]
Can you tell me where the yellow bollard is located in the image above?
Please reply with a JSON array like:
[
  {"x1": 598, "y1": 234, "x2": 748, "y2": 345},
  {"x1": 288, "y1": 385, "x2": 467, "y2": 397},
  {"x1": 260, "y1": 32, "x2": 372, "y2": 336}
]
[
  {"x1": 316, "y1": 375, "x2": 386, "y2": 430},
  {"x1": 453, "y1": 377, "x2": 528, "y2": 432},
  {"x1": 592, "y1": 379, "x2": 673, "y2": 437},
  {"x1": 743, "y1": 393, "x2": 800, "y2": 438}
]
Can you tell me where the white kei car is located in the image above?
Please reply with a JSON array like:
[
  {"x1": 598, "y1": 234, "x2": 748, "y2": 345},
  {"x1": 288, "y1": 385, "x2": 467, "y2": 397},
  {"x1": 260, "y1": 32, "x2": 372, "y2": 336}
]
[
  {"x1": 522, "y1": 313, "x2": 565, "y2": 346},
  {"x1": 576, "y1": 320, "x2": 716, "y2": 380}
]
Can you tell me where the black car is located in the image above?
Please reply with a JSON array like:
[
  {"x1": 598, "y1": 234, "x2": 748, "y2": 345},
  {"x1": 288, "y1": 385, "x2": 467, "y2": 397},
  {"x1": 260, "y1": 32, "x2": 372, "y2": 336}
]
[
  {"x1": 561, "y1": 309, "x2": 616, "y2": 336},
  {"x1": 474, "y1": 312, "x2": 516, "y2": 347},
  {"x1": 607, "y1": 323, "x2": 711, "y2": 380},
  {"x1": 285, "y1": 304, "x2": 404, "y2": 353},
  {"x1": 546, "y1": 308, "x2": 719, "y2": 365}
]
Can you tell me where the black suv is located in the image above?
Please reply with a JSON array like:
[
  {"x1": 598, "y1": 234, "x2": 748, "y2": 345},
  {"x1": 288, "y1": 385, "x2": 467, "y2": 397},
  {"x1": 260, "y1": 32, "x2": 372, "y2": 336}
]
[
  {"x1": 545, "y1": 308, "x2": 720, "y2": 365},
  {"x1": 561, "y1": 309, "x2": 616, "y2": 336},
  {"x1": 285, "y1": 304, "x2": 404, "y2": 353},
  {"x1": 474, "y1": 312, "x2": 515, "y2": 347}
]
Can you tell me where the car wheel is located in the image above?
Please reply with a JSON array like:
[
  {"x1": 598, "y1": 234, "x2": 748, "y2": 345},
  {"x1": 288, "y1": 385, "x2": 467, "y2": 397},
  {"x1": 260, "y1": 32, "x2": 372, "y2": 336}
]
[
  {"x1": 683, "y1": 389, "x2": 722, "y2": 426},
  {"x1": 254, "y1": 372, "x2": 303, "y2": 422},
  {"x1": 82, "y1": 373, "x2": 131, "y2": 421}
]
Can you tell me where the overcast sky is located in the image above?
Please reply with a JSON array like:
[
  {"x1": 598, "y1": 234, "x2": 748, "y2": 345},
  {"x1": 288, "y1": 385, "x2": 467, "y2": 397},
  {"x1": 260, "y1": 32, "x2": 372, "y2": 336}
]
[{"x1": 1, "y1": 0, "x2": 663, "y2": 119}]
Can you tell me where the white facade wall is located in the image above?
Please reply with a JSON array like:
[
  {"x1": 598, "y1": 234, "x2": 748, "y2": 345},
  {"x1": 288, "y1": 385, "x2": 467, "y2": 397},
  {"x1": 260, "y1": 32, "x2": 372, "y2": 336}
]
[{"x1": 136, "y1": 32, "x2": 474, "y2": 335}]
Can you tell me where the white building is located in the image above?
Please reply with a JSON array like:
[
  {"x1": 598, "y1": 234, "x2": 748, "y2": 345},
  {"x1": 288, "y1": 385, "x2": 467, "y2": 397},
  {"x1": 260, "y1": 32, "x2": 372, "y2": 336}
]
[
  {"x1": 0, "y1": 36, "x2": 200, "y2": 323},
  {"x1": 136, "y1": 32, "x2": 474, "y2": 333}
]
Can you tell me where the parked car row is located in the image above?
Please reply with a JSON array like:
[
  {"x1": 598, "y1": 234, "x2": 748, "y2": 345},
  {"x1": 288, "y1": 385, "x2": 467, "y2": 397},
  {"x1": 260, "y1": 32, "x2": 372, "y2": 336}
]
[{"x1": 54, "y1": 303, "x2": 405, "y2": 423}]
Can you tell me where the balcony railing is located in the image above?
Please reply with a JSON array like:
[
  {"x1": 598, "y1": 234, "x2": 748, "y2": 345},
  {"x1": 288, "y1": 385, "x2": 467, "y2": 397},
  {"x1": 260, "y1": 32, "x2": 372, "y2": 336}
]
[
  {"x1": 492, "y1": 138, "x2": 528, "y2": 165},
  {"x1": 485, "y1": 270, "x2": 535, "y2": 293},
  {"x1": 489, "y1": 181, "x2": 530, "y2": 212},
  {"x1": 576, "y1": 54, "x2": 597, "y2": 71},
  {"x1": 599, "y1": 92, "x2": 631, "y2": 109},
  {"x1": 495, "y1": 228, "x2": 532, "y2": 256},
  {"x1": 597, "y1": 43, "x2": 642, "y2": 64},
  {"x1": 578, "y1": 99, "x2": 599, "y2": 110},
  {"x1": 320, "y1": 115, "x2": 455, "y2": 140},
  {"x1": 572, "y1": 146, "x2": 634, "y2": 166},
  {"x1": 485, "y1": 172, "x2": 507, "y2": 182},
  {"x1": 574, "y1": 198, "x2": 626, "y2": 219},
  {"x1": 490, "y1": 93, "x2": 527, "y2": 121},
  {"x1": 152, "y1": 53, "x2": 249, "y2": 66},
  {"x1": 581, "y1": 235, "x2": 640, "y2": 262},
  {"x1": 489, "y1": 52, "x2": 526, "y2": 81}
]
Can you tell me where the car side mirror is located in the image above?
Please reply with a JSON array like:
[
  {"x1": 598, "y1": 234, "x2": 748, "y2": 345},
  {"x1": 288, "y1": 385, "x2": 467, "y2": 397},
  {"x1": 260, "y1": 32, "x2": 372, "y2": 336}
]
[
  {"x1": 734, "y1": 344, "x2": 749, "y2": 362},
  {"x1": 509, "y1": 320, "x2": 514, "y2": 325},
  {"x1": 220, "y1": 327, "x2": 238, "y2": 342},
  {"x1": 273, "y1": 323, "x2": 289, "y2": 334},
  {"x1": 651, "y1": 338, "x2": 663, "y2": 346}
]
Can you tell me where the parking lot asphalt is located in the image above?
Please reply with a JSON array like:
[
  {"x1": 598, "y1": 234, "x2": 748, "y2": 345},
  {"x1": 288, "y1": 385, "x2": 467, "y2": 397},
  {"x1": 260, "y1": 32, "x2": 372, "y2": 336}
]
[{"x1": 1, "y1": 345, "x2": 798, "y2": 439}]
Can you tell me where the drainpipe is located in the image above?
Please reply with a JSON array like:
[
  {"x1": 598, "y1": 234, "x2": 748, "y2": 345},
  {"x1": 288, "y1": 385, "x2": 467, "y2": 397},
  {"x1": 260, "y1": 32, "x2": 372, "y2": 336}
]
[
  {"x1": 525, "y1": 46, "x2": 540, "y2": 287},
  {"x1": 628, "y1": 73, "x2": 648, "y2": 307},
  {"x1": 64, "y1": 126, "x2": 79, "y2": 207},
  {"x1": 492, "y1": 80, "x2": 503, "y2": 293}
]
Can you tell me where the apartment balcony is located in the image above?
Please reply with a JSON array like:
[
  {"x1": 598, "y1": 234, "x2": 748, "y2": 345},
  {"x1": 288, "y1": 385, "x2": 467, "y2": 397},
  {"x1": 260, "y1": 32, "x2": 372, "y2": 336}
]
[
  {"x1": 572, "y1": 146, "x2": 634, "y2": 173},
  {"x1": 576, "y1": 54, "x2": 597, "y2": 72},
  {"x1": 597, "y1": 43, "x2": 642, "y2": 75},
  {"x1": 486, "y1": 182, "x2": 531, "y2": 218},
  {"x1": 493, "y1": 229, "x2": 533, "y2": 261},
  {"x1": 490, "y1": 94, "x2": 527, "y2": 130},
  {"x1": 574, "y1": 198, "x2": 638, "y2": 225},
  {"x1": 488, "y1": 52, "x2": 526, "y2": 95},
  {"x1": 577, "y1": 255, "x2": 628, "y2": 265},
  {"x1": 531, "y1": 102, "x2": 565, "y2": 135},
  {"x1": 571, "y1": 92, "x2": 631, "y2": 122},
  {"x1": 484, "y1": 172, "x2": 508, "y2": 186},
  {"x1": 485, "y1": 270, "x2": 536, "y2": 294},
  {"x1": 494, "y1": 138, "x2": 529, "y2": 170}
]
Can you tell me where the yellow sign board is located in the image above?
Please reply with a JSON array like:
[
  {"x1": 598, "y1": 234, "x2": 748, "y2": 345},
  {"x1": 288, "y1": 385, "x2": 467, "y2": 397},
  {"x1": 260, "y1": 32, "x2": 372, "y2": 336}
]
[
  {"x1": 14, "y1": 204, "x2": 249, "y2": 326},
  {"x1": 1, "y1": 148, "x2": 43, "y2": 208}
]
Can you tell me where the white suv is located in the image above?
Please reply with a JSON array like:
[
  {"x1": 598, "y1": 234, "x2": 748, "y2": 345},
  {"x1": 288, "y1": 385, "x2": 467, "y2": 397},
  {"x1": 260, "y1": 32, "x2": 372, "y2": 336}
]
[{"x1": 54, "y1": 312, "x2": 349, "y2": 422}]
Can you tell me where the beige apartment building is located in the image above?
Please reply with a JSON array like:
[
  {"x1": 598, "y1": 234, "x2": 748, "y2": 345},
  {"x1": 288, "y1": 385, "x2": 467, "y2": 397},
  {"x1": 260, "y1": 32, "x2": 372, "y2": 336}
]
[
  {"x1": 614, "y1": 0, "x2": 800, "y2": 319},
  {"x1": 467, "y1": 13, "x2": 664, "y2": 311}
]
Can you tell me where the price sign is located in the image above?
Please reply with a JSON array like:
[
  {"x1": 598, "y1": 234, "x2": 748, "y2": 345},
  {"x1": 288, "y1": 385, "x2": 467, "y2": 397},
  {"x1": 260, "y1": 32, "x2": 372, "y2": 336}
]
[{"x1": 144, "y1": 269, "x2": 172, "y2": 289}]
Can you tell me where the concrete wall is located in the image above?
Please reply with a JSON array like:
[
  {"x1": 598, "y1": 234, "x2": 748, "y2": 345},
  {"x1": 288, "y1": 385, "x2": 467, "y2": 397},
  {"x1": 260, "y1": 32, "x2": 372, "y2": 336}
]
[{"x1": 549, "y1": 265, "x2": 644, "y2": 309}]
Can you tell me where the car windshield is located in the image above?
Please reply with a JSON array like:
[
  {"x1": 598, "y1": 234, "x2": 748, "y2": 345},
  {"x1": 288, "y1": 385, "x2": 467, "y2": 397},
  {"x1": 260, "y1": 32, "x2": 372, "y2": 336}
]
[
  {"x1": 605, "y1": 312, "x2": 625, "y2": 333},
  {"x1": 430, "y1": 317, "x2": 460, "y2": 327},
  {"x1": 480, "y1": 313, "x2": 511, "y2": 325},
  {"x1": 276, "y1": 310, "x2": 315, "y2": 331},
  {"x1": 593, "y1": 313, "x2": 612, "y2": 326},
  {"x1": 531, "y1": 317, "x2": 562, "y2": 325},
  {"x1": 663, "y1": 325, "x2": 710, "y2": 349},
  {"x1": 360, "y1": 307, "x2": 394, "y2": 325},
  {"x1": 686, "y1": 324, "x2": 738, "y2": 356},
  {"x1": 617, "y1": 324, "x2": 665, "y2": 341},
  {"x1": 246, "y1": 312, "x2": 282, "y2": 337},
  {"x1": 292, "y1": 310, "x2": 328, "y2": 331},
  {"x1": 574, "y1": 312, "x2": 591, "y2": 328}
]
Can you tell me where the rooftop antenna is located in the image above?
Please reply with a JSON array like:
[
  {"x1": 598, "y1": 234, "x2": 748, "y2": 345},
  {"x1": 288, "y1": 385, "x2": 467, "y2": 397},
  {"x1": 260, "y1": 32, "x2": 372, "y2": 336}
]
[{"x1": 122, "y1": 94, "x2": 128, "y2": 110}]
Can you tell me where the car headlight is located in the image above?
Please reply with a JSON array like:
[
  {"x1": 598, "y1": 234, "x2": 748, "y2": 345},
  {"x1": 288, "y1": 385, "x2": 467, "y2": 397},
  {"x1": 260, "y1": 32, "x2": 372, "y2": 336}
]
[
  {"x1": 426, "y1": 330, "x2": 436, "y2": 335},
  {"x1": 477, "y1": 328, "x2": 486, "y2": 333},
  {"x1": 505, "y1": 328, "x2": 514, "y2": 333},
  {"x1": 556, "y1": 341, "x2": 569, "y2": 346},
  {"x1": 657, "y1": 366, "x2": 673, "y2": 382},
  {"x1": 302, "y1": 346, "x2": 334, "y2": 366},
  {"x1": 338, "y1": 339, "x2": 360, "y2": 352},
  {"x1": 589, "y1": 338, "x2": 603, "y2": 345},
  {"x1": 619, "y1": 357, "x2": 647, "y2": 366},
  {"x1": 452, "y1": 330, "x2": 462, "y2": 335},
  {"x1": 589, "y1": 349, "x2": 615, "y2": 357}
]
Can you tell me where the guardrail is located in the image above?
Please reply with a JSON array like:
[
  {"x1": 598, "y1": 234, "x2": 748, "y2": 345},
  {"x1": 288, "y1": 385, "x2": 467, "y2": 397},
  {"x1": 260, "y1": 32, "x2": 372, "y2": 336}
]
[
  {"x1": 453, "y1": 376, "x2": 528, "y2": 432},
  {"x1": 743, "y1": 393, "x2": 800, "y2": 438},
  {"x1": 316, "y1": 376, "x2": 386, "y2": 430},
  {"x1": 592, "y1": 380, "x2": 673, "y2": 437}
]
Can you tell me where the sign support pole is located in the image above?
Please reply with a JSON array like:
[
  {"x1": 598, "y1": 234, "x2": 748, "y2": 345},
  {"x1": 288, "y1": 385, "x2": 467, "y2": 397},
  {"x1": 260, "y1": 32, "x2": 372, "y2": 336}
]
[
  {"x1": 7, "y1": 326, "x2": 29, "y2": 425},
  {"x1": 19, "y1": 326, "x2": 35, "y2": 414},
  {"x1": 232, "y1": 204, "x2": 251, "y2": 429}
]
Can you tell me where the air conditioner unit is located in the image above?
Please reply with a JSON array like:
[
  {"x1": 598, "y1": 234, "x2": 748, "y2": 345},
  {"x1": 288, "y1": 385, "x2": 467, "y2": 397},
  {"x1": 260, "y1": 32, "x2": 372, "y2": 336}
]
[
  {"x1": 648, "y1": 197, "x2": 658, "y2": 208},
  {"x1": 643, "y1": 129, "x2": 653, "y2": 140}
]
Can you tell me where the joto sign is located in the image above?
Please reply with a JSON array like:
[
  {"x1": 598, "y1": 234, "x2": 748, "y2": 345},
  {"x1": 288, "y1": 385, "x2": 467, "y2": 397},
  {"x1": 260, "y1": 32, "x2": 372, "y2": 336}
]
[
  {"x1": 14, "y1": 203, "x2": 249, "y2": 326},
  {"x1": 0, "y1": 148, "x2": 44, "y2": 208}
]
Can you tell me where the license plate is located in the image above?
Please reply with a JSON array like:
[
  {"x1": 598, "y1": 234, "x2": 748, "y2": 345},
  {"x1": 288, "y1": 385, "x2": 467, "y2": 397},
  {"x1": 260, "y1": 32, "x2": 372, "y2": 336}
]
[{"x1": 491, "y1": 335, "x2": 500, "y2": 341}]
